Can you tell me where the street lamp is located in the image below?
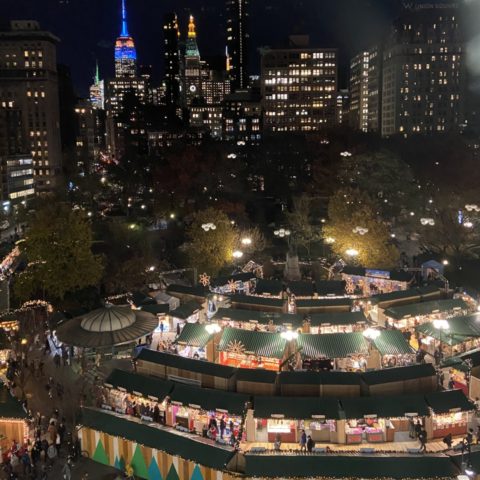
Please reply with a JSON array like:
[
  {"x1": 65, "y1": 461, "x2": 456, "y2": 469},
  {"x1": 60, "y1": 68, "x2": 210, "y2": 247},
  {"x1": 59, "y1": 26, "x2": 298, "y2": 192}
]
[
  {"x1": 345, "y1": 248, "x2": 359, "y2": 257},
  {"x1": 274, "y1": 228, "x2": 291, "y2": 239},
  {"x1": 464, "y1": 221, "x2": 473, "y2": 228},
  {"x1": 420, "y1": 218, "x2": 435, "y2": 226},
  {"x1": 232, "y1": 250, "x2": 244, "y2": 259},
  {"x1": 202, "y1": 223, "x2": 216, "y2": 232},
  {"x1": 363, "y1": 328, "x2": 381, "y2": 340},
  {"x1": 241, "y1": 237, "x2": 252, "y2": 246},
  {"x1": 205, "y1": 323, "x2": 221, "y2": 335},
  {"x1": 280, "y1": 330, "x2": 298, "y2": 341},
  {"x1": 352, "y1": 226, "x2": 368, "y2": 235},
  {"x1": 340, "y1": 151, "x2": 352, "y2": 157},
  {"x1": 442, "y1": 259, "x2": 449, "y2": 266},
  {"x1": 324, "y1": 237, "x2": 335, "y2": 244}
]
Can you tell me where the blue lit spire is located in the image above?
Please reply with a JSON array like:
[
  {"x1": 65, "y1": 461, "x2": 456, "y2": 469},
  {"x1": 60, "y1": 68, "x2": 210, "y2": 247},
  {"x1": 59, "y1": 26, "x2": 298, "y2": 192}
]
[{"x1": 121, "y1": 0, "x2": 129, "y2": 37}]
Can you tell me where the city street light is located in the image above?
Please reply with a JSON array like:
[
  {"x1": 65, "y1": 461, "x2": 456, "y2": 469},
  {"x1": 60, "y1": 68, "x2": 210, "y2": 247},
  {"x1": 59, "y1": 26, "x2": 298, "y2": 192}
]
[
  {"x1": 274, "y1": 228, "x2": 291, "y2": 238},
  {"x1": 442, "y1": 259, "x2": 449, "y2": 266},
  {"x1": 205, "y1": 323, "x2": 221, "y2": 335},
  {"x1": 363, "y1": 328, "x2": 381, "y2": 340},
  {"x1": 280, "y1": 330, "x2": 299, "y2": 341},
  {"x1": 345, "y1": 248, "x2": 359, "y2": 257},
  {"x1": 232, "y1": 250, "x2": 244, "y2": 259},
  {"x1": 324, "y1": 237, "x2": 335, "y2": 244},
  {"x1": 241, "y1": 237, "x2": 252, "y2": 246},
  {"x1": 202, "y1": 223, "x2": 216, "y2": 232},
  {"x1": 433, "y1": 319, "x2": 449, "y2": 330}
]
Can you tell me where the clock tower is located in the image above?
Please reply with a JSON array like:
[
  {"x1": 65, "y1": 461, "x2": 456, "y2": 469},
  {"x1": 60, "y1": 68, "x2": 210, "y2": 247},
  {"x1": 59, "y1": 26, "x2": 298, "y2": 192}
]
[{"x1": 183, "y1": 15, "x2": 203, "y2": 107}]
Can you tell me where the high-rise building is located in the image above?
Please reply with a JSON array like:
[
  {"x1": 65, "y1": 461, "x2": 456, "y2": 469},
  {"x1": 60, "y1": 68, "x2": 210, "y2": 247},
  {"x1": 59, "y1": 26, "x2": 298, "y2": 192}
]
[
  {"x1": 223, "y1": 89, "x2": 262, "y2": 143},
  {"x1": 335, "y1": 89, "x2": 350, "y2": 126},
  {"x1": 0, "y1": 20, "x2": 62, "y2": 191},
  {"x1": 163, "y1": 13, "x2": 181, "y2": 116},
  {"x1": 349, "y1": 51, "x2": 370, "y2": 132},
  {"x1": 367, "y1": 46, "x2": 382, "y2": 132},
  {"x1": 114, "y1": 0, "x2": 137, "y2": 78},
  {"x1": 74, "y1": 100, "x2": 96, "y2": 176},
  {"x1": 261, "y1": 35, "x2": 338, "y2": 133},
  {"x1": 226, "y1": 0, "x2": 249, "y2": 91},
  {"x1": 183, "y1": 15, "x2": 203, "y2": 107},
  {"x1": 90, "y1": 61, "x2": 105, "y2": 109},
  {"x1": 381, "y1": 4, "x2": 464, "y2": 137}
]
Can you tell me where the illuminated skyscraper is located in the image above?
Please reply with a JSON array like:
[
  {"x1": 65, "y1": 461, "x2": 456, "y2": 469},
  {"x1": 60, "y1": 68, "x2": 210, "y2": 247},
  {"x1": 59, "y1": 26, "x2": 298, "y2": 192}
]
[
  {"x1": 226, "y1": 0, "x2": 249, "y2": 91},
  {"x1": 114, "y1": 0, "x2": 137, "y2": 78},
  {"x1": 163, "y1": 12, "x2": 180, "y2": 116},
  {"x1": 183, "y1": 15, "x2": 203, "y2": 106},
  {"x1": 89, "y1": 61, "x2": 105, "y2": 109}
]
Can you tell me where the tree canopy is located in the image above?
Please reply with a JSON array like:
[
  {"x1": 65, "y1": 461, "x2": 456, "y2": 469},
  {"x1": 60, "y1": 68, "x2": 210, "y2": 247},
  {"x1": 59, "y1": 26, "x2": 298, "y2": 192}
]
[
  {"x1": 14, "y1": 203, "x2": 104, "y2": 302},
  {"x1": 184, "y1": 208, "x2": 238, "y2": 276},
  {"x1": 323, "y1": 189, "x2": 399, "y2": 268}
]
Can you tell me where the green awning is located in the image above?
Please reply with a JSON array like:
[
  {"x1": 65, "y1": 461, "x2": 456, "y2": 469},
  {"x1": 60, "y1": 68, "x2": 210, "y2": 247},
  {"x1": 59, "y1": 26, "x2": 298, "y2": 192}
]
[
  {"x1": 136, "y1": 349, "x2": 237, "y2": 379},
  {"x1": 253, "y1": 396, "x2": 341, "y2": 419},
  {"x1": 416, "y1": 314, "x2": 480, "y2": 345},
  {"x1": 169, "y1": 383, "x2": 249, "y2": 415},
  {"x1": 229, "y1": 295, "x2": 284, "y2": 308},
  {"x1": 439, "y1": 356, "x2": 470, "y2": 372},
  {"x1": 104, "y1": 369, "x2": 174, "y2": 401},
  {"x1": 362, "y1": 364, "x2": 436, "y2": 386},
  {"x1": 0, "y1": 383, "x2": 27, "y2": 419},
  {"x1": 425, "y1": 389, "x2": 474, "y2": 414},
  {"x1": 213, "y1": 308, "x2": 304, "y2": 327},
  {"x1": 236, "y1": 368, "x2": 278, "y2": 384},
  {"x1": 296, "y1": 298, "x2": 352, "y2": 310},
  {"x1": 287, "y1": 281, "x2": 315, "y2": 297},
  {"x1": 308, "y1": 311, "x2": 368, "y2": 327},
  {"x1": 80, "y1": 408, "x2": 235, "y2": 470},
  {"x1": 166, "y1": 284, "x2": 208, "y2": 299},
  {"x1": 384, "y1": 299, "x2": 467, "y2": 320},
  {"x1": 218, "y1": 327, "x2": 287, "y2": 359},
  {"x1": 170, "y1": 300, "x2": 202, "y2": 320},
  {"x1": 369, "y1": 286, "x2": 441, "y2": 307},
  {"x1": 297, "y1": 332, "x2": 369, "y2": 359},
  {"x1": 174, "y1": 323, "x2": 213, "y2": 348},
  {"x1": 459, "y1": 347, "x2": 480, "y2": 367},
  {"x1": 244, "y1": 454, "x2": 459, "y2": 479},
  {"x1": 371, "y1": 330, "x2": 414, "y2": 356},
  {"x1": 254, "y1": 279, "x2": 282, "y2": 296},
  {"x1": 279, "y1": 370, "x2": 361, "y2": 386},
  {"x1": 140, "y1": 304, "x2": 170, "y2": 315},
  {"x1": 341, "y1": 394, "x2": 430, "y2": 419}
]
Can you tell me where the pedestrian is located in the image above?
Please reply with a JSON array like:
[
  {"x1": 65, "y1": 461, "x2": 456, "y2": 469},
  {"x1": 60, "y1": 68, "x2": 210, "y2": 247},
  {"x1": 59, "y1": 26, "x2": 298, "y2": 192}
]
[
  {"x1": 448, "y1": 378, "x2": 455, "y2": 390},
  {"x1": 39, "y1": 360, "x2": 44, "y2": 376},
  {"x1": 54, "y1": 353, "x2": 61, "y2": 368},
  {"x1": 160, "y1": 321, "x2": 164, "y2": 337},
  {"x1": 20, "y1": 449, "x2": 31, "y2": 476},
  {"x1": 306, "y1": 435, "x2": 314, "y2": 453},
  {"x1": 443, "y1": 433, "x2": 453, "y2": 450},
  {"x1": 61, "y1": 458, "x2": 72, "y2": 480},
  {"x1": 299, "y1": 429, "x2": 307, "y2": 453},
  {"x1": 414, "y1": 420, "x2": 422, "y2": 438},
  {"x1": 55, "y1": 432, "x2": 61, "y2": 457},
  {"x1": 220, "y1": 416, "x2": 226, "y2": 439},
  {"x1": 408, "y1": 417, "x2": 415, "y2": 439},
  {"x1": 419, "y1": 429, "x2": 427, "y2": 453},
  {"x1": 274, "y1": 433, "x2": 281, "y2": 452},
  {"x1": 46, "y1": 443, "x2": 57, "y2": 467}
]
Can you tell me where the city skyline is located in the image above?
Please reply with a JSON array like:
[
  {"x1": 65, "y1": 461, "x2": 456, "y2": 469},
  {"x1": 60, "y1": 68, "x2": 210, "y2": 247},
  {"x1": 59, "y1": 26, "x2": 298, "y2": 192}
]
[{"x1": 3, "y1": 0, "x2": 401, "y2": 95}]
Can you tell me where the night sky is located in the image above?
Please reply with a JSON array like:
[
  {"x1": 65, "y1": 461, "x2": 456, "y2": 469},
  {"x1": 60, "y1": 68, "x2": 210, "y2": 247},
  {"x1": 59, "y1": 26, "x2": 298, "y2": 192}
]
[{"x1": 3, "y1": 0, "x2": 403, "y2": 96}]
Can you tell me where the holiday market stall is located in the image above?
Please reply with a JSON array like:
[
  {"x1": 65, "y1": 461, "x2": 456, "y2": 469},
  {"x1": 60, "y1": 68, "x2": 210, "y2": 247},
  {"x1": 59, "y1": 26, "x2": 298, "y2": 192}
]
[
  {"x1": 383, "y1": 299, "x2": 468, "y2": 329},
  {"x1": 167, "y1": 382, "x2": 249, "y2": 443},
  {"x1": 341, "y1": 394, "x2": 430, "y2": 444},
  {"x1": 217, "y1": 327, "x2": 289, "y2": 371},
  {"x1": 210, "y1": 273, "x2": 256, "y2": 295},
  {"x1": 341, "y1": 267, "x2": 414, "y2": 296},
  {"x1": 367, "y1": 285, "x2": 442, "y2": 324},
  {"x1": 235, "y1": 368, "x2": 278, "y2": 396},
  {"x1": 368, "y1": 329, "x2": 416, "y2": 369},
  {"x1": 168, "y1": 301, "x2": 203, "y2": 332},
  {"x1": 173, "y1": 322, "x2": 215, "y2": 360},
  {"x1": 135, "y1": 349, "x2": 237, "y2": 390},
  {"x1": 416, "y1": 313, "x2": 480, "y2": 356},
  {"x1": 166, "y1": 284, "x2": 208, "y2": 304},
  {"x1": 424, "y1": 389, "x2": 475, "y2": 439},
  {"x1": 250, "y1": 395, "x2": 341, "y2": 444},
  {"x1": 101, "y1": 369, "x2": 174, "y2": 423},
  {"x1": 0, "y1": 383, "x2": 28, "y2": 456},
  {"x1": 296, "y1": 332, "x2": 370, "y2": 371},
  {"x1": 306, "y1": 311, "x2": 369, "y2": 334}
]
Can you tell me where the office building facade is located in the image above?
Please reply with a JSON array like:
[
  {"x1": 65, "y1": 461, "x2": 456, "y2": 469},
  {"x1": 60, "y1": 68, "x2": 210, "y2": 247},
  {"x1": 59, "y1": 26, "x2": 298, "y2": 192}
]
[{"x1": 226, "y1": 0, "x2": 249, "y2": 91}]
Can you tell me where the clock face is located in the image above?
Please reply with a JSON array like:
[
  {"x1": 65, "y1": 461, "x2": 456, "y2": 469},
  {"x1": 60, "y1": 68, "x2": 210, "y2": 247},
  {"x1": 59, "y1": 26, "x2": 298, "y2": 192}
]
[{"x1": 189, "y1": 84, "x2": 197, "y2": 93}]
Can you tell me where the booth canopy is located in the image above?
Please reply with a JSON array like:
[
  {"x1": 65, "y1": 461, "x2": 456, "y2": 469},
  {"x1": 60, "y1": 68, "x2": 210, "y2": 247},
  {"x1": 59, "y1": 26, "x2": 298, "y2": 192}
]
[
  {"x1": 416, "y1": 314, "x2": 480, "y2": 345},
  {"x1": 279, "y1": 370, "x2": 362, "y2": 386},
  {"x1": 213, "y1": 308, "x2": 304, "y2": 328},
  {"x1": 425, "y1": 389, "x2": 475, "y2": 414},
  {"x1": 369, "y1": 286, "x2": 441, "y2": 307},
  {"x1": 218, "y1": 327, "x2": 287, "y2": 359},
  {"x1": 361, "y1": 364, "x2": 436, "y2": 386},
  {"x1": 170, "y1": 300, "x2": 202, "y2": 320},
  {"x1": 371, "y1": 330, "x2": 413, "y2": 356},
  {"x1": 341, "y1": 394, "x2": 430, "y2": 419},
  {"x1": 139, "y1": 304, "x2": 170, "y2": 315},
  {"x1": 80, "y1": 408, "x2": 235, "y2": 470},
  {"x1": 0, "y1": 383, "x2": 27, "y2": 419},
  {"x1": 169, "y1": 383, "x2": 249, "y2": 415},
  {"x1": 253, "y1": 395, "x2": 341, "y2": 420},
  {"x1": 104, "y1": 369, "x2": 173, "y2": 402},
  {"x1": 174, "y1": 323, "x2": 213, "y2": 348},
  {"x1": 307, "y1": 311, "x2": 368, "y2": 327},
  {"x1": 229, "y1": 295, "x2": 284, "y2": 309},
  {"x1": 297, "y1": 332, "x2": 369, "y2": 359},
  {"x1": 384, "y1": 299, "x2": 467, "y2": 321}
]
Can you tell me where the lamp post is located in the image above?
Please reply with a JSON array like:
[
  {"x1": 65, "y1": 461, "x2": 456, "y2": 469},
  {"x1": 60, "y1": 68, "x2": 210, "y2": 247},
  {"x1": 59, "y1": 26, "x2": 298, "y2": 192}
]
[{"x1": 433, "y1": 319, "x2": 449, "y2": 359}]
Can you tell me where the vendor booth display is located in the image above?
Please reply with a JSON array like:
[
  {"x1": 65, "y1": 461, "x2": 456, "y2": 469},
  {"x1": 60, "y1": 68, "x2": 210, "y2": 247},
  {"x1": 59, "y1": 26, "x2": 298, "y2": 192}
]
[
  {"x1": 55, "y1": 305, "x2": 158, "y2": 354},
  {"x1": 416, "y1": 313, "x2": 480, "y2": 356},
  {"x1": 341, "y1": 394, "x2": 430, "y2": 444},
  {"x1": 383, "y1": 299, "x2": 468, "y2": 329},
  {"x1": 217, "y1": 327, "x2": 288, "y2": 371},
  {"x1": 211, "y1": 273, "x2": 256, "y2": 295},
  {"x1": 296, "y1": 332, "x2": 370, "y2": 371},
  {"x1": 341, "y1": 268, "x2": 413, "y2": 296},
  {"x1": 251, "y1": 396, "x2": 341, "y2": 443},
  {"x1": 0, "y1": 383, "x2": 28, "y2": 455},
  {"x1": 424, "y1": 389, "x2": 475, "y2": 439},
  {"x1": 169, "y1": 301, "x2": 202, "y2": 331},
  {"x1": 174, "y1": 322, "x2": 214, "y2": 360},
  {"x1": 369, "y1": 330, "x2": 415, "y2": 368},
  {"x1": 306, "y1": 311, "x2": 369, "y2": 334}
]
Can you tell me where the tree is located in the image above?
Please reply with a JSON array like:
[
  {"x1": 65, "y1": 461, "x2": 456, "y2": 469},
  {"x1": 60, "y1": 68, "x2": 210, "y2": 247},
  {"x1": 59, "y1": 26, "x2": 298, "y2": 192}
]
[
  {"x1": 14, "y1": 203, "x2": 103, "y2": 302},
  {"x1": 285, "y1": 194, "x2": 322, "y2": 256},
  {"x1": 184, "y1": 208, "x2": 237, "y2": 276},
  {"x1": 336, "y1": 150, "x2": 421, "y2": 219},
  {"x1": 323, "y1": 189, "x2": 399, "y2": 268}
]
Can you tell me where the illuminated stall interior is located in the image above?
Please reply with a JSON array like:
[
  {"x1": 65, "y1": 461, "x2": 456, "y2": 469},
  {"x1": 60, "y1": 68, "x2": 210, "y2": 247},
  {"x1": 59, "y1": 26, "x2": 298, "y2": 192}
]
[
  {"x1": 173, "y1": 322, "x2": 214, "y2": 359},
  {"x1": 0, "y1": 383, "x2": 28, "y2": 454},
  {"x1": 217, "y1": 327, "x2": 288, "y2": 371}
]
